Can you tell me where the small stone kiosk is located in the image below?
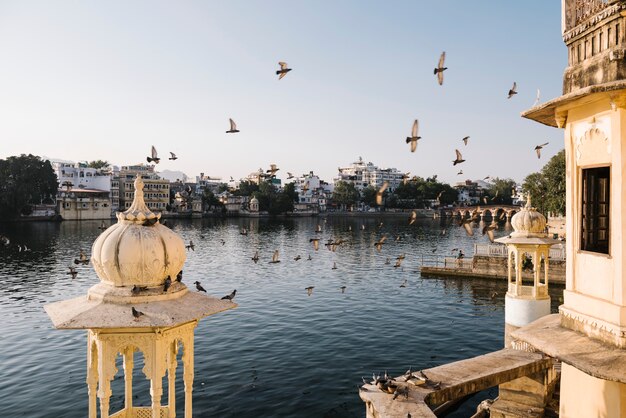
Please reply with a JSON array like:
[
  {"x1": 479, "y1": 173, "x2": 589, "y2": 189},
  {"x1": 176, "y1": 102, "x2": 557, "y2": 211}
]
[
  {"x1": 45, "y1": 175, "x2": 236, "y2": 418},
  {"x1": 495, "y1": 199, "x2": 560, "y2": 346}
]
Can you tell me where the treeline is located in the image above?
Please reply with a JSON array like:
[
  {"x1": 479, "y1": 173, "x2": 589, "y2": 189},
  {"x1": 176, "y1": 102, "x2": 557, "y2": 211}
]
[
  {"x1": 522, "y1": 149, "x2": 565, "y2": 216},
  {"x1": 0, "y1": 154, "x2": 58, "y2": 219}
]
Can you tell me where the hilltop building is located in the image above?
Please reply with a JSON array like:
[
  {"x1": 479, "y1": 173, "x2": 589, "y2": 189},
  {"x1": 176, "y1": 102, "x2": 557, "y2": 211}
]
[
  {"x1": 454, "y1": 179, "x2": 489, "y2": 205},
  {"x1": 291, "y1": 171, "x2": 331, "y2": 213},
  {"x1": 335, "y1": 157, "x2": 406, "y2": 192},
  {"x1": 118, "y1": 164, "x2": 169, "y2": 212}
]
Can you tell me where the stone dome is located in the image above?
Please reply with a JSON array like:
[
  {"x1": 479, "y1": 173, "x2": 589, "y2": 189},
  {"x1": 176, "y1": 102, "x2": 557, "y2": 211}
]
[
  {"x1": 250, "y1": 196, "x2": 259, "y2": 204},
  {"x1": 510, "y1": 198, "x2": 547, "y2": 238},
  {"x1": 91, "y1": 175, "x2": 186, "y2": 287}
]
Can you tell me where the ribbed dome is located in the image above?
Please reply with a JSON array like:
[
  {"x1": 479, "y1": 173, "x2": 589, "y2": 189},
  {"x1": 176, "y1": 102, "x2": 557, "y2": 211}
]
[
  {"x1": 91, "y1": 175, "x2": 186, "y2": 287},
  {"x1": 250, "y1": 196, "x2": 259, "y2": 204},
  {"x1": 510, "y1": 198, "x2": 547, "y2": 238}
]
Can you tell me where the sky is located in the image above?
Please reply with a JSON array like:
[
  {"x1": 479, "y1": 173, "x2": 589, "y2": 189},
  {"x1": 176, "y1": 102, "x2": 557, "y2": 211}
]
[{"x1": 0, "y1": 1, "x2": 565, "y2": 185}]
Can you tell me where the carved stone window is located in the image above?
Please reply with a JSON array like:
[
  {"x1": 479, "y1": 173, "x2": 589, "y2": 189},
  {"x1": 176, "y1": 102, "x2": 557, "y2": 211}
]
[{"x1": 581, "y1": 166, "x2": 610, "y2": 254}]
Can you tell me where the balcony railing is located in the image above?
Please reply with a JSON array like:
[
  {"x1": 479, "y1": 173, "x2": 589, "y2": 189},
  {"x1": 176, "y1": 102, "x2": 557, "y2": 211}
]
[{"x1": 474, "y1": 243, "x2": 566, "y2": 260}]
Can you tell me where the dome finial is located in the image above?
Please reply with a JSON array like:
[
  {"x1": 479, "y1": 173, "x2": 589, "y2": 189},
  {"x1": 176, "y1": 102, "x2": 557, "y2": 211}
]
[
  {"x1": 116, "y1": 174, "x2": 159, "y2": 222},
  {"x1": 525, "y1": 195, "x2": 532, "y2": 209}
]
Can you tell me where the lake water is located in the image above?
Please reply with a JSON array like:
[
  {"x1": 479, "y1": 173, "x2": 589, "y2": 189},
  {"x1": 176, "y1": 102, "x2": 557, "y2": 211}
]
[{"x1": 0, "y1": 216, "x2": 563, "y2": 417}]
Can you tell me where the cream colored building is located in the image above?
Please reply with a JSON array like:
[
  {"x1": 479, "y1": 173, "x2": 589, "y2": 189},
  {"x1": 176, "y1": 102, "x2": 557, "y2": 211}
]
[
  {"x1": 57, "y1": 188, "x2": 112, "y2": 220},
  {"x1": 119, "y1": 164, "x2": 170, "y2": 212},
  {"x1": 518, "y1": 0, "x2": 626, "y2": 416}
]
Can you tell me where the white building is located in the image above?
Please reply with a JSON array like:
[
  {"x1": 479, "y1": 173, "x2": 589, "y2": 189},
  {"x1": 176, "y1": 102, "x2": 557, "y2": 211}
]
[
  {"x1": 291, "y1": 171, "x2": 331, "y2": 213},
  {"x1": 335, "y1": 157, "x2": 406, "y2": 192},
  {"x1": 52, "y1": 161, "x2": 112, "y2": 192}
]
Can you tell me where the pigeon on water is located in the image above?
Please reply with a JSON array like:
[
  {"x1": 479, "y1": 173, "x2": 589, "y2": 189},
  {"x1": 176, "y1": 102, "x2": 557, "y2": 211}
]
[
  {"x1": 67, "y1": 266, "x2": 77, "y2": 279},
  {"x1": 276, "y1": 61, "x2": 292, "y2": 80},
  {"x1": 535, "y1": 142, "x2": 549, "y2": 159},
  {"x1": 507, "y1": 82, "x2": 518, "y2": 99},
  {"x1": 221, "y1": 289, "x2": 236, "y2": 300},
  {"x1": 194, "y1": 281, "x2": 207, "y2": 292},
  {"x1": 132, "y1": 307, "x2": 144, "y2": 319},
  {"x1": 147, "y1": 145, "x2": 160, "y2": 164},
  {"x1": 163, "y1": 276, "x2": 172, "y2": 292},
  {"x1": 434, "y1": 51, "x2": 447, "y2": 85},
  {"x1": 453, "y1": 149, "x2": 465, "y2": 165},
  {"x1": 226, "y1": 118, "x2": 240, "y2": 133},
  {"x1": 406, "y1": 119, "x2": 421, "y2": 152},
  {"x1": 169, "y1": 152, "x2": 178, "y2": 161},
  {"x1": 252, "y1": 251, "x2": 260, "y2": 263}
]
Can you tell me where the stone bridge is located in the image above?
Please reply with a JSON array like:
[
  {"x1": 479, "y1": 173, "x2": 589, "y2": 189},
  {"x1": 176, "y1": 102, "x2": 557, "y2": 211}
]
[{"x1": 442, "y1": 205, "x2": 520, "y2": 220}]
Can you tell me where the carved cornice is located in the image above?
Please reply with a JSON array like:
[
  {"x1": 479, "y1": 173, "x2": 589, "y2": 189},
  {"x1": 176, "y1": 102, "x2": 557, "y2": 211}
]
[{"x1": 563, "y1": 3, "x2": 626, "y2": 42}]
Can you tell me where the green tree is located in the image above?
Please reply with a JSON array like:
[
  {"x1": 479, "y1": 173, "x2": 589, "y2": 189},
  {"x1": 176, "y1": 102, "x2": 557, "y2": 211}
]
[
  {"x1": 332, "y1": 181, "x2": 360, "y2": 209},
  {"x1": 283, "y1": 182, "x2": 299, "y2": 203},
  {"x1": 360, "y1": 185, "x2": 378, "y2": 207},
  {"x1": 87, "y1": 160, "x2": 110, "y2": 169},
  {"x1": 522, "y1": 149, "x2": 565, "y2": 215},
  {"x1": 233, "y1": 180, "x2": 259, "y2": 196},
  {"x1": 0, "y1": 154, "x2": 58, "y2": 218},
  {"x1": 486, "y1": 178, "x2": 516, "y2": 205},
  {"x1": 202, "y1": 189, "x2": 223, "y2": 211}
]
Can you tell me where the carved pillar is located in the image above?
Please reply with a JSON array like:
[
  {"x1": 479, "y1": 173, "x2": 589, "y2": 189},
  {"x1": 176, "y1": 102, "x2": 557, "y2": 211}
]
[
  {"x1": 168, "y1": 340, "x2": 179, "y2": 417},
  {"x1": 86, "y1": 333, "x2": 98, "y2": 418},
  {"x1": 123, "y1": 346, "x2": 134, "y2": 412},
  {"x1": 533, "y1": 248, "x2": 539, "y2": 297},
  {"x1": 96, "y1": 338, "x2": 116, "y2": 418},
  {"x1": 515, "y1": 248, "x2": 523, "y2": 295},
  {"x1": 150, "y1": 338, "x2": 167, "y2": 418},
  {"x1": 183, "y1": 336, "x2": 195, "y2": 418}
]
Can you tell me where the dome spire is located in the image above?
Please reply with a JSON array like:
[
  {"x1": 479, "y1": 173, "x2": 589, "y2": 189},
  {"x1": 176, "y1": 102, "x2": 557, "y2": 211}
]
[{"x1": 117, "y1": 174, "x2": 160, "y2": 223}]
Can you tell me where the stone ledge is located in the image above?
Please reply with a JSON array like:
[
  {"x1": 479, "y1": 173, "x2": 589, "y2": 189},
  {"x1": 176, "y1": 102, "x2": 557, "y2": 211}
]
[{"x1": 511, "y1": 314, "x2": 626, "y2": 383}]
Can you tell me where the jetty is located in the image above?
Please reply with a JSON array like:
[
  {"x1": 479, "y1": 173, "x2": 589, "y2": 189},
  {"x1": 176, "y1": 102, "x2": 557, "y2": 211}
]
[{"x1": 420, "y1": 243, "x2": 566, "y2": 284}]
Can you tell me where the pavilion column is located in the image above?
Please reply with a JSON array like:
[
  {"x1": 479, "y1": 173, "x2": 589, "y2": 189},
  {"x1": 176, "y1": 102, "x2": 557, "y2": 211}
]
[
  {"x1": 86, "y1": 333, "x2": 98, "y2": 418},
  {"x1": 533, "y1": 249, "x2": 539, "y2": 297},
  {"x1": 150, "y1": 340, "x2": 167, "y2": 418},
  {"x1": 515, "y1": 249, "x2": 523, "y2": 295},
  {"x1": 96, "y1": 339, "x2": 116, "y2": 418},
  {"x1": 183, "y1": 336, "x2": 195, "y2": 418},
  {"x1": 123, "y1": 346, "x2": 134, "y2": 412},
  {"x1": 168, "y1": 340, "x2": 179, "y2": 417}
]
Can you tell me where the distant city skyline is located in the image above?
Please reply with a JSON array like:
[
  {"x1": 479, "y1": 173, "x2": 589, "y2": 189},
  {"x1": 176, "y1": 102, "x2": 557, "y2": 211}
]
[{"x1": 0, "y1": 1, "x2": 564, "y2": 184}]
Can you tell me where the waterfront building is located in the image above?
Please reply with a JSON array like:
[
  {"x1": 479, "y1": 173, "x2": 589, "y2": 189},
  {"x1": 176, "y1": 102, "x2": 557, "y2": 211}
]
[
  {"x1": 335, "y1": 157, "x2": 406, "y2": 192},
  {"x1": 52, "y1": 160, "x2": 113, "y2": 219},
  {"x1": 45, "y1": 175, "x2": 236, "y2": 417},
  {"x1": 454, "y1": 179, "x2": 488, "y2": 205},
  {"x1": 517, "y1": 0, "x2": 626, "y2": 415},
  {"x1": 292, "y1": 171, "x2": 331, "y2": 213},
  {"x1": 118, "y1": 164, "x2": 169, "y2": 212},
  {"x1": 195, "y1": 173, "x2": 223, "y2": 195}
]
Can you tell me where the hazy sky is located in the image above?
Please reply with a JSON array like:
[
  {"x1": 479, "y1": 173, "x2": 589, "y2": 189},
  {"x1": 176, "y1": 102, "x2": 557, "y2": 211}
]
[{"x1": 0, "y1": 1, "x2": 565, "y2": 184}]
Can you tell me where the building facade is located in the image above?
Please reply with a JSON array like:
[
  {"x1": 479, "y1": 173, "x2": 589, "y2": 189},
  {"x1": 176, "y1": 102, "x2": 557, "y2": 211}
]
[
  {"x1": 118, "y1": 164, "x2": 169, "y2": 212},
  {"x1": 335, "y1": 157, "x2": 406, "y2": 192}
]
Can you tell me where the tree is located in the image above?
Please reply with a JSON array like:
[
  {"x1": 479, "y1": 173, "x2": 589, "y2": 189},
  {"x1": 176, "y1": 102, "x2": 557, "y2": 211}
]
[
  {"x1": 283, "y1": 182, "x2": 299, "y2": 203},
  {"x1": 0, "y1": 154, "x2": 58, "y2": 219},
  {"x1": 360, "y1": 185, "x2": 378, "y2": 207},
  {"x1": 233, "y1": 180, "x2": 259, "y2": 196},
  {"x1": 332, "y1": 181, "x2": 360, "y2": 209},
  {"x1": 522, "y1": 149, "x2": 565, "y2": 215},
  {"x1": 486, "y1": 178, "x2": 516, "y2": 205},
  {"x1": 202, "y1": 189, "x2": 223, "y2": 212},
  {"x1": 87, "y1": 160, "x2": 110, "y2": 170}
]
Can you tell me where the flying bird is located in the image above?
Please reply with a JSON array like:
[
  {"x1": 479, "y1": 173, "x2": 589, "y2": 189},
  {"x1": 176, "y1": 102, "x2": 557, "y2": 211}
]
[
  {"x1": 482, "y1": 222, "x2": 498, "y2": 243},
  {"x1": 226, "y1": 118, "x2": 239, "y2": 133},
  {"x1": 305, "y1": 286, "x2": 314, "y2": 296},
  {"x1": 310, "y1": 238, "x2": 320, "y2": 251},
  {"x1": 269, "y1": 250, "x2": 281, "y2": 264},
  {"x1": 294, "y1": 255, "x2": 302, "y2": 261},
  {"x1": 98, "y1": 221, "x2": 108, "y2": 231},
  {"x1": 252, "y1": 251, "x2": 259, "y2": 264},
  {"x1": 340, "y1": 286, "x2": 346, "y2": 293},
  {"x1": 408, "y1": 211, "x2": 417, "y2": 225},
  {"x1": 374, "y1": 236, "x2": 387, "y2": 253},
  {"x1": 132, "y1": 307, "x2": 144, "y2": 319},
  {"x1": 169, "y1": 152, "x2": 178, "y2": 161},
  {"x1": 332, "y1": 261, "x2": 338, "y2": 270},
  {"x1": 287, "y1": 172, "x2": 294, "y2": 179},
  {"x1": 406, "y1": 119, "x2": 421, "y2": 152},
  {"x1": 376, "y1": 182, "x2": 389, "y2": 206},
  {"x1": 399, "y1": 279, "x2": 408, "y2": 288},
  {"x1": 221, "y1": 289, "x2": 237, "y2": 300},
  {"x1": 453, "y1": 149, "x2": 465, "y2": 165},
  {"x1": 434, "y1": 51, "x2": 447, "y2": 85},
  {"x1": 457, "y1": 170, "x2": 463, "y2": 175},
  {"x1": 267, "y1": 164, "x2": 280, "y2": 177},
  {"x1": 533, "y1": 89, "x2": 541, "y2": 107},
  {"x1": 535, "y1": 142, "x2": 549, "y2": 159},
  {"x1": 74, "y1": 250, "x2": 89, "y2": 265},
  {"x1": 186, "y1": 240, "x2": 195, "y2": 251},
  {"x1": 462, "y1": 136, "x2": 469, "y2": 146},
  {"x1": 507, "y1": 82, "x2": 518, "y2": 99},
  {"x1": 147, "y1": 146, "x2": 160, "y2": 164},
  {"x1": 276, "y1": 61, "x2": 292, "y2": 80}
]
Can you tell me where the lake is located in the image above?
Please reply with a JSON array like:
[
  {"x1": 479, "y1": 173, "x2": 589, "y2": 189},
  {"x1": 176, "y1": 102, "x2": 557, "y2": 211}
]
[{"x1": 0, "y1": 216, "x2": 563, "y2": 417}]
